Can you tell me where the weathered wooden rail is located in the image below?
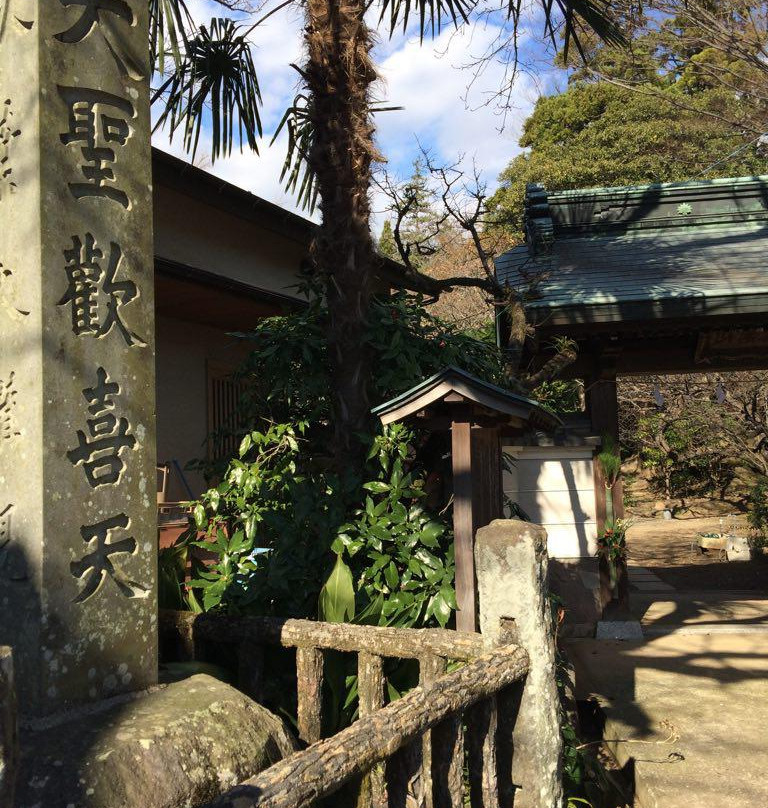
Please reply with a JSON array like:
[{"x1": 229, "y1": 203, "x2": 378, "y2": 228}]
[{"x1": 161, "y1": 611, "x2": 530, "y2": 808}]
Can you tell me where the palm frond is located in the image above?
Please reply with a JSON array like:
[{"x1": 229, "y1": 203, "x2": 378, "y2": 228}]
[
  {"x1": 377, "y1": 0, "x2": 472, "y2": 41},
  {"x1": 149, "y1": 0, "x2": 193, "y2": 74},
  {"x1": 152, "y1": 17, "x2": 263, "y2": 162},
  {"x1": 534, "y1": 0, "x2": 626, "y2": 59},
  {"x1": 273, "y1": 93, "x2": 318, "y2": 212},
  {"x1": 273, "y1": 96, "x2": 401, "y2": 212}
]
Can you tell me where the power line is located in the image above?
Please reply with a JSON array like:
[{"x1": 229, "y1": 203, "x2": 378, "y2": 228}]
[{"x1": 691, "y1": 132, "x2": 768, "y2": 179}]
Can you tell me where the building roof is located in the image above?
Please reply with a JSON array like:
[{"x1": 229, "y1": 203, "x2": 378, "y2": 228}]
[
  {"x1": 372, "y1": 366, "x2": 560, "y2": 431},
  {"x1": 495, "y1": 175, "x2": 768, "y2": 325},
  {"x1": 152, "y1": 148, "x2": 407, "y2": 285}
]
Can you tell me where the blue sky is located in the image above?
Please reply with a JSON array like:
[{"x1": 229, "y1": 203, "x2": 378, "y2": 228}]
[{"x1": 152, "y1": 0, "x2": 566, "y2": 228}]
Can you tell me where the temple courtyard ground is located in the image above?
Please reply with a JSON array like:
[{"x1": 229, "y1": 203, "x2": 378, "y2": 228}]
[{"x1": 566, "y1": 516, "x2": 768, "y2": 807}]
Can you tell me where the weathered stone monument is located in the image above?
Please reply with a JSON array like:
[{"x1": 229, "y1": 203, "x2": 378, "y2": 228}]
[
  {"x1": 0, "y1": 0, "x2": 157, "y2": 716},
  {"x1": 475, "y1": 519, "x2": 563, "y2": 808}
]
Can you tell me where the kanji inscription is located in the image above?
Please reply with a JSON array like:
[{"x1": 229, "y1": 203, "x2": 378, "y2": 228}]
[
  {"x1": 0, "y1": 98, "x2": 20, "y2": 199},
  {"x1": 70, "y1": 512, "x2": 149, "y2": 602},
  {"x1": 0, "y1": 371, "x2": 19, "y2": 442},
  {"x1": 55, "y1": 0, "x2": 144, "y2": 80},
  {"x1": 59, "y1": 233, "x2": 146, "y2": 346},
  {"x1": 0, "y1": 265, "x2": 30, "y2": 322},
  {"x1": 56, "y1": 0, "x2": 132, "y2": 43},
  {"x1": 67, "y1": 366, "x2": 136, "y2": 487},
  {"x1": 58, "y1": 86, "x2": 134, "y2": 207}
]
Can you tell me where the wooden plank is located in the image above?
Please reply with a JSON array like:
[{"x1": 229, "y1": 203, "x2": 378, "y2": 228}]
[
  {"x1": 466, "y1": 697, "x2": 499, "y2": 808},
  {"x1": 357, "y1": 653, "x2": 386, "y2": 808},
  {"x1": 296, "y1": 646, "x2": 324, "y2": 745},
  {"x1": 452, "y1": 419, "x2": 477, "y2": 633},
  {"x1": 161, "y1": 611, "x2": 488, "y2": 660},
  {"x1": 211, "y1": 644, "x2": 530, "y2": 808},
  {"x1": 0, "y1": 647, "x2": 16, "y2": 808},
  {"x1": 471, "y1": 427, "x2": 503, "y2": 531}
]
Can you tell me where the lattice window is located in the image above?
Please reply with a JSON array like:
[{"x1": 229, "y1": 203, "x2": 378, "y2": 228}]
[{"x1": 206, "y1": 362, "x2": 246, "y2": 462}]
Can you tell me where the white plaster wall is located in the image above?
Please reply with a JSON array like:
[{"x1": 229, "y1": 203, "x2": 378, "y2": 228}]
[{"x1": 502, "y1": 446, "x2": 598, "y2": 558}]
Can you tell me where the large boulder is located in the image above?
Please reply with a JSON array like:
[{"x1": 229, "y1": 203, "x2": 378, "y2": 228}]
[{"x1": 16, "y1": 674, "x2": 298, "y2": 808}]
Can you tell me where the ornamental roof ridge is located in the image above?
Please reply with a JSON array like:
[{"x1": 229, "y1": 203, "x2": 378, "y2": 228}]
[{"x1": 522, "y1": 175, "x2": 768, "y2": 242}]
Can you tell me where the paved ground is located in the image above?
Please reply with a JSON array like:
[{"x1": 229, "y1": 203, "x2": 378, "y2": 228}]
[
  {"x1": 566, "y1": 516, "x2": 768, "y2": 806},
  {"x1": 567, "y1": 633, "x2": 768, "y2": 808}
]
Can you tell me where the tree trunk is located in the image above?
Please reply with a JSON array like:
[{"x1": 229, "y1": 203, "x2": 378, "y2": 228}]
[{"x1": 304, "y1": 0, "x2": 380, "y2": 467}]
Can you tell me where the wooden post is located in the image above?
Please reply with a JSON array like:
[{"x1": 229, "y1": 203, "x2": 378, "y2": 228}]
[
  {"x1": 420, "y1": 654, "x2": 448, "y2": 808},
  {"x1": 296, "y1": 646, "x2": 324, "y2": 745},
  {"x1": 357, "y1": 653, "x2": 386, "y2": 808},
  {"x1": 588, "y1": 372, "x2": 629, "y2": 614},
  {"x1": 452, "y1": 419, "x2": 477, "y2": 632},
  {"x1": 587, "y1": 374, "x2": 625, "y2": 521},
  {"x1": 466, "y1": 697, "x2": 499, "y2": 808}
]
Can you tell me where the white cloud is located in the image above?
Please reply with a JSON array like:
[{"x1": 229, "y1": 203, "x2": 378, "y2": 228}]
[
  {"x1": 151, "y1": 7, "x2": 548, "y2": 227},
  {"x1": 375, "y1": 23, "x2": 539, "y2": 182}
]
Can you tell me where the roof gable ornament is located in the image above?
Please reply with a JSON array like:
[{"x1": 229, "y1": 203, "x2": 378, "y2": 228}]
[{"x1": 524, "y1": 183, "x2": 555, "y2": 255}]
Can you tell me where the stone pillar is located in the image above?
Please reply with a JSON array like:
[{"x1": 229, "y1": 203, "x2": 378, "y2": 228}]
[
  {"x1": 0, "y1": 647, "x2": 16, "y2": 808},
  {"x1": 0, "y1": 1, "x2": 156, "y2": 716},
  {"x1": 475, "y1": 519, "x2": 562, "y2": 808}
]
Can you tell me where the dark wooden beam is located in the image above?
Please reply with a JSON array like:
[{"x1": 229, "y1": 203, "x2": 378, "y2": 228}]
[{"x1": 452, "y1": 420, "x2": 476, "y2": 633}]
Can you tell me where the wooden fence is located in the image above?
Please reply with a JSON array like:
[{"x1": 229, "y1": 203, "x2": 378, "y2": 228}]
[{"x1": 161, "y1": 611, "x2": 531, "y2": 808}]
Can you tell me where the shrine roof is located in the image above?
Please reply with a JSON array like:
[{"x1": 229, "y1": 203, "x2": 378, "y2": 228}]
[
  {"x1": 372, "y1": 366, "x2": 560, "y2": 431},
  {"x1": 496, "y1": 175, "x2": 768, "y2": 325}
]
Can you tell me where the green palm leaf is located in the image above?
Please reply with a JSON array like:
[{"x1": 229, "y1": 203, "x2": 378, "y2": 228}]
[
  {"x1": 536, "y1": 0, "x2": 625, "y2": 58},
  {"x1": 149, "y1": 0, "x2": 193, "y2": 74},
  {"x1": 273, "y1": 93, "x2": 319, "y2": 212},
  {"x1": 152, "y1": 17, "x2": 263, "y2": 161}
]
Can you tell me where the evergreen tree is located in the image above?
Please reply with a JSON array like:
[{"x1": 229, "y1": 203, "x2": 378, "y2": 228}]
[
  {"x1": 378, "y1": 220, "x2": 397, "y2": 258},
  {"x1": 491, "y1": 6, "x2": 768, "y2": 231}
]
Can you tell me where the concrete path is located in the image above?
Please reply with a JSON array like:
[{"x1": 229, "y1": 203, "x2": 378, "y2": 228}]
[{"x1": 567, "y1": 590, "x2": 768, "y2": 807}]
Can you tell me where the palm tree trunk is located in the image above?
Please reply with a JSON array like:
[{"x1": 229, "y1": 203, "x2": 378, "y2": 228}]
[{"x1": 304, "y1": 0, "x2": 380, "y2": 467}]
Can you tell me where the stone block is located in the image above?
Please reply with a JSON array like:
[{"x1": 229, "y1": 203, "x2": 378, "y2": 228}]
[
  {"x1": 596, "y1": 620, "x2": 644, "y2": 640},
  {"x1": 16, "y1": 674, "x2": 298, "y2": 808},
  {"x1": 726, "y1": 536, "x2": 751, "y2": 562}
]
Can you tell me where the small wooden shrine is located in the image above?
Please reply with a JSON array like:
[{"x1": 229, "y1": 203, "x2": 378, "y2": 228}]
[{"x1": 373, "y1": 366, "x2": 559, "y2": 632}]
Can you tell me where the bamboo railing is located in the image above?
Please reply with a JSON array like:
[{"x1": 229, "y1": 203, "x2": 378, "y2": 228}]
[{"x1": 160, "y1": 611, "x2": 530, "y2": 808}]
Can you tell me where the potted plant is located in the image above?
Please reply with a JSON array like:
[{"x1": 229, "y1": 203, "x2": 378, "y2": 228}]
[{"x1": 597, "y1": 518, "x2": 631, "y2": 615}]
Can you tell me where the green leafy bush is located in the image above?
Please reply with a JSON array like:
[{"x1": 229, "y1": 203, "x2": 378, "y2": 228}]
[
  {"x1": 175, "y1": 289, "x2": 504, "y2": 627},
  {"x1": 328, "y1": 426, "x2": 456, "y2": 628}
]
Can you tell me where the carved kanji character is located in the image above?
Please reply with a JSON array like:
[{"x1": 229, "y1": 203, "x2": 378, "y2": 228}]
[
  {"x1": 58, "y1": 86, "x2": 134, "y2": 207},
  {"x1": 58, "y1": 234, "x2": 145, "y2": 346},
  {"x1": 55, "y1": 0, "x2": 132, "y2": 44},
  {"x1": 67, "y1": 367, "x2": 137, "y2": 487},
  {"x1": 70, "y1": 513, "x2": 149, "y2": 602}
]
